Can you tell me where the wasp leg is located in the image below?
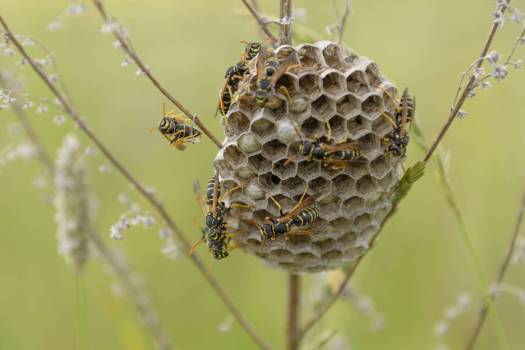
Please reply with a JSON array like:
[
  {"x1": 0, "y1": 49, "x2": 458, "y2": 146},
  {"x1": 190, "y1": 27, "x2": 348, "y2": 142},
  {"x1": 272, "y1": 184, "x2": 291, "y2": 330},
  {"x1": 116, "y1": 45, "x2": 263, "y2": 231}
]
[
  {"x1": 326, "y1": 121, "x2": 333, "y2": 142},
  {"x1": 269, "y1": 195, "x2": 284, "y2": 216},
  {"x1": 218, "y1": 185, "x2": 242, "y2": 203},
  {"x1": 188, "y1": 238, "x2": 205, "y2": 256},
  {"x1": 277, "y1": 85, "x2": 292, "y2": 103}
]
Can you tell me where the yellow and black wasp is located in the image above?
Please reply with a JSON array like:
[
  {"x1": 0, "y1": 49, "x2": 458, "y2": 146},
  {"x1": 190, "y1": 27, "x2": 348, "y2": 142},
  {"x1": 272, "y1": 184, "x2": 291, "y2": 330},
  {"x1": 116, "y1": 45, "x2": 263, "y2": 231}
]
[
  {"x1": 259, "y1": 186, "x2": 319, "y2": 240},
  {"x1": 253, "y1": 46, "x2": 297, "y2": 107},
  {"x1": 216, "y1": 42, "x2": 262, "y2": 116},
  {"x1": 192, "y1": 175, "x2": 248, "y2": 259},
  {"x1": 382, "y1": 88, "x2": 415, "y2": 157},
  {"x1": 153, "y1": 103, "x2": 201, "y2": 151}
]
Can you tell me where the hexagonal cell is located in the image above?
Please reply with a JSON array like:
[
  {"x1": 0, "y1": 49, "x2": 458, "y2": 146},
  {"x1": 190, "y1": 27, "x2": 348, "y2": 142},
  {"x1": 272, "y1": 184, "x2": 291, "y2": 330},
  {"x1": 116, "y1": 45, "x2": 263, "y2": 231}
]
[
  {"x1": 318, "y1": 197, "x2": 340, "y2": 221},
  {"x1": 309, "y1": 176, "x2": 330, "y2": 195},
  {"x1": 330, "y1": 217, "x2": 349, "y2": 233},
  {"x1": 346, "y1": 70, "x2": 370, "y2": 95},
  {"x1": 322, "y1": 249, "x2": 342, "y2": 260},
  {"x1": 272, "y1": 159, "x2": 297, "y2": 180},
  {"x1": 268, "y1": 194, "x2": 293, "y2": 215},
  {"x1": 371, "y1": 114, "x2": 394, "y2": 137},
  {"x1": 281, "y1": 176, "x2": 306, "y2": 196},
  {"x1": 332, "y1": 174, "x2": 355, "y2": 199},
  {"x1": 277, "y1": 73, "x2": 298, "y2": 95},
  {"x1": 342, "y1": 50, "x2": 360, "y2": 68},
  {"x1": 328, "y1": 115, "x2": 346, "y2": 139},
  {"x1": 301, "y1": 117, "x2": 323, "y2": 138},
  {"x1": 365, "y1": 63, "x2": 383, "y2": 88},
  {"x1": 235, "y1": 164, "x2": 256, "y2": 179},
  {"x1": 322, "y1": 44, "x2": 345, "y2": 70},
  {"x1": 223, "y1": 144, "x2": 247, "y2": 166},
  {"x1": 238, "y1": 133, "x2": 262, "y2": 153},
  {"x1": 342, "y1": 196, "x2": 365, "y2": 212},
  {"x1": 252, "y1": 209, "x2": 272, "y2": 222},
  {"x1": 353, "y1": 213, "x2": 372, "y2": 231},
  {"x1": 227, "y1": 111, "x2": 250, "y2": 134},
  {"x1": 248, "y1": 154, "x2": 271, "y2": 173},
  {"x1": 298, "y1": 73, "x2": 321, "y2": 98},
  {"x1": 356, "y1": 175, "x2": 376, "y2": 196},
  {"x1": 251, "y1": 118, "x2": 275, "y2": 139},
  {"x1": 297, "y1": 44, "x2": 322, "y2": 68},
  {"x1": 245, "y1": 181, "x2": 265, "y2": 200},
  {"x1": 336, "y1": 94, "x2": 361, "y2": 116},
  {"x1": 311, "y1": 95, "x2": 334, "y2": 118},
  {"x1": 347, "y1": 162, "x2": 368, "y2": 180},
  {"x1": 322, "y1": 72, "x2": 345, "y2": 96},
  {"x1": 370, "y1": 156, "x2": 390, "y2": 179},
  {"x1": 259, "y1": 172, "x2": 282, "y2": 191},
  {"x1": 261, "y1": 139, "x2": 287, "y2": 159},
  {"x1": 347, "y1": 115, "x2": 369, "y2": 137},
  {"x1": 358, "y1": 133, "x2": 379, "y2": 149},
  {"x1": 362, "y1": 94, "x2": 384, "y2": 117},
  {"x1": 317, "y1": 238, "x2": 337, "y2": 253},
  {"x1": 297, "y1": 160, "x2": 320, "y2": 180},
  {"x1": 376, "y1": 171, "x2": 394, "y2": 192},
  {"x1": 276, "y1": 119, "x2": 300, "y2": 144},
  {"x1": 269, "y1": 249, "x2": 294, "y2": 261},
  {"x1": 289, "y1": 95, "x2": 310, "y2": 114}
]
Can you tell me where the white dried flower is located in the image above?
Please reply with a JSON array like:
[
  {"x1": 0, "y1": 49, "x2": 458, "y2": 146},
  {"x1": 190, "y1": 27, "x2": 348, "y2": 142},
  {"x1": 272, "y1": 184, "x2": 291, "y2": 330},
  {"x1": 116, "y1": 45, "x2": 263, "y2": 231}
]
[
  {"x1": 510, "y1": 9, "x2": 524, "y2": 23},
  {"x1": 480, "y1": 80, "x2": 493, "y2": 90},
  {"x1": 487, "y1": 50, "x2": 501, "y2": 65},
  {"x1": 54, "y1": 115, "x2": 66, "y2": 125},
  {"x1": 47, "y1": 21, "x2": 65, "y2": 31},
  {"x1": 434, "y1": 321, "x2": 448, "y2": 337},
  {"x1": 3, "y1": 47, "x2": 16, "y2": 57},
  {"x1": 35, "y1": 104, "x2": 49, "y2": 114},
  {"x1": 84, "y1": 147, "x2": 96, "y2": 156},
  {"x1": 291, "y1": 8, "x2": 307, "y2": 22},
  {"x1": 54, "y1": 134, "x2": 94, "y2": 271},
  {"x1": 218, "y1": 315, "x2": 234, "y2": 333},
  {"x1": 98, "y1": 164, "x2": 111, "y2": 173},
  {"x1": 457, "y1": 109, "x2": 468, "y2": 119},
  {"x1": 66, "y1": 3, "x2": 87, "y2": 16},
  {"x1": 121, "y1": 56, "x2": 131, "y2": 67},
  {"x1": 112, "y1": 40, "x2": 122, "y2": 49},
  {"x1": 513, "y1": 59, "x2": 523, "y2": 70},
  {"x1": 473, "y1": 67, "x2": 485, "y2": 78},
  {"x1": 492, "y1": 64, "x2": 508, "y2": 81}
]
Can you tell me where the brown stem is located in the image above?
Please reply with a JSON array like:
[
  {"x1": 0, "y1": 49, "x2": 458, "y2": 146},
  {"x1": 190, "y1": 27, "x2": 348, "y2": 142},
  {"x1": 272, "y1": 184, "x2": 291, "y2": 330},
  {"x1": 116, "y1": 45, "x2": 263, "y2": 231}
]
[
  {"x1": 0, "y1": 16, "x2": 269, "y2": 350},
  {"x1": 241, "y1": 0, "x2": 278, "y2": 44},
  {"x1": 333, "y1": 0, "x2": 350, "y2": 45},
  {"x1": 465, "y1": 189, "x2": 525, "y2": 350},
  {"x1": 279, "y1": 0, "x2": 292, "y2": 45},
  {"x1": 423, "y1": 2, "x2": 509, "y2": 162},
  {"x1": 287, "y1": 274, "x2": 301, "y2": 350},
  {"x1": 90, "y1": 0, "x2": 223, "y2": 149}
]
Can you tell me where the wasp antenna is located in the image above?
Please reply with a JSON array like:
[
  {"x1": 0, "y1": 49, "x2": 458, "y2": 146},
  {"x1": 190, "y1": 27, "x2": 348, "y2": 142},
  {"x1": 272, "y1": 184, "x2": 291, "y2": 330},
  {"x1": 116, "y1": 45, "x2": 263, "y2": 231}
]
[{"x1": 148, "y1": 126, "x2": 157, "y2": 133}]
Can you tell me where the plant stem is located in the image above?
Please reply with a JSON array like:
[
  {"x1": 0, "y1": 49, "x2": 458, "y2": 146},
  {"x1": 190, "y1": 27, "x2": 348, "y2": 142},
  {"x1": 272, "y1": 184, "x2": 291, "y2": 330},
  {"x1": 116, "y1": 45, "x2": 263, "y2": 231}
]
[
  {"x1": 279, "y1": 0, "x2": 292, "y2": 45},
  {"x1": 465, "y1": 188, "x2": 525, "y2": 350},
  {"x1": 90, "y1": 0, "x2": 222, "y2": 149},
  {"x1": 287, "y1": 274, "x2": 301, "y2": 350},
  {"x1": 0, "y1": 16, "x2": 269, "y2": 350},
  {"x1": 241, "y1": 0, "x2": 278, "y2": 44}
]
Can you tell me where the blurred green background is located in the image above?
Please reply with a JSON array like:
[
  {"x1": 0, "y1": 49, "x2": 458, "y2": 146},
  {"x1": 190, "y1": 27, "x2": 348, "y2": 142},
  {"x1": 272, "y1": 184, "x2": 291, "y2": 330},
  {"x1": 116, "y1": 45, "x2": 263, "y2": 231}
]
[{"x1": 1, "y1": 0, "x2": 525, "y2": 349}]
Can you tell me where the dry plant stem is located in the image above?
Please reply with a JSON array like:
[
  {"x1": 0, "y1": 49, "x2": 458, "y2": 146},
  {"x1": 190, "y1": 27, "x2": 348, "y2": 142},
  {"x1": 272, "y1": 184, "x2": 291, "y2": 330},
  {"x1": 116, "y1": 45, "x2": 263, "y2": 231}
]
[
  {"x1": 241, "y1": 0, "x2": 278, "y2": 44},
  {"x1": 465, "y1": 189, "x2": 525, "y2": 350},
  {"x1": 3, "y1": 79, "x2": 173, "y2": 350},
  {"x1": 333, "y1": 0, "x2": 350, "y2": 45},
  {"x1": 287, "y1": 274, "x2": 301, "y2": 350},
  {"x1": 0, "y1": 17, "x2": 269, "y2": 350},
  {"x1": 299, "y1": 268, "x2": 354, "y2": 340},
  {"x1": 423, "y1": 2, "x2": 509, "y2": 162},
  {"x1": 87, "y1": 230, "x2": 173, "y2": 350},
  {"x1": 279, "y1": 0, "x2": 292, "y2": 45},
  {"x1": 0, "y1": 77, "x2": 55, "y2": 175},
  {"x1": 90, "y1": 0, "x2": 222, "y2": 149}
]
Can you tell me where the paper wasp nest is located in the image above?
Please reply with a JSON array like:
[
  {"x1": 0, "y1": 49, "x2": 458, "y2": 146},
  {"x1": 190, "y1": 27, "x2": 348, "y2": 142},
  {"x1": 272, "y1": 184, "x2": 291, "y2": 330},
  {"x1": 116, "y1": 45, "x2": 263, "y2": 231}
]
[{"x1": 214, "y1": 41, "x2": 402, "y2": 273}]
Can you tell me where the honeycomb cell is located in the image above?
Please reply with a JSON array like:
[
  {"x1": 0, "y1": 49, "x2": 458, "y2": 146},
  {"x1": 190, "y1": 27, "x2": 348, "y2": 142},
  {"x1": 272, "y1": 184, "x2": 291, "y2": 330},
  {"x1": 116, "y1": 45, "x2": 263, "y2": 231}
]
[
  {"x1": 312, "y1": 95, "x2": 334, "y2": 118},
  {"x1": 347, "y1": 115, "x2": 369, "y2": 137},
  {"x1": 276, "y1": 119, "x2": 300, "y2": 144},
  {"x1": 245, "y1": 181, "x2": 265, "y2": 200},
  {"x1": 297, "y1": 160, "x2": 321, "y2": 180},
  {"x1": 301, "y1": 117, "x2": 323, "y2": 138},
  {"x1": 328, "y1": 115, "x2": 346, "y2": 139},
  {"x1": 353, "y1": 213, "x2": 371, "y2": 231},
  {"x1": 223, "y1": 144, "x2": 246, "y2": 166},
  {"x1": 356, "y1": 175, "x2": 376, "y2": 196},
  {"x1": 298, "y1": 73, "x2": 321, "y2": 98},
  {"x1": 226, "y1": 110, "x2": 250, "y2": 136},
  {"x1": 277, "y1": 73, "x2": 298, "y2": 95},
  {"x1": 259, "y1": 172, "x2": 281, "y2": 191},
  {"x1": 322, "y1": 44, "x2": 345, "y2": 70},
  {"x1": 282, "y1": 176, "x2": 306, "y2": 196},
  {"x1": 235, "y1": 165, "x2": 256, "y2": 179},
  {"x1": 289, "y1": 95, "x2": 310, "y2": 114},
  {"x1": 370, "y1": 156, "x2": 390, "y2": 179},
  {"x1": 272, "y1": 159, "x2": 297, "y2": 180},
  {"x1": 238, "y1": 133, "x2": 262, "y2": 153},
  {"x1": 365, "y1": 63, "x2": 383, "y2": 88},
  {"x1": 322, "y1": 249, "x2": 342, "y2": 260},
  {"x1": 297, "y1": 44, "x2": 322, "y2": 68},
  {"x1": 262, "y1": 139, "x2": 287, "y2": 159},
  {"x1": 347, "y1": 162, "x2": 368, "y2": 180},
  {"x1": 248, "y1": 154, "x2": 271, "y2": 173},
  {"x1": 342, "y1": 196, "x2": 365, "y2": 212},
  {"x1": 309, "y1": 176, "x2": 330, "y2": 195},
  {"x1": 376, "y1": 171, "x2": 394, "y2": 191},
  {"x1": 362, "y1": 94, "x2": 384, "y2": 117},
  {"x1": 318, "y1": 196, "x2": 340, "y2": 221},
  {"x1": 336, "y1": 94, "x2": 361, "y2": 116},
  {"x1": 332, "y1": 174, "x2": 355, "y2": 199},
  {"x1": 322, "y1": 71, "x2": 345, "y2": 97},
  {"x1": 251, "y1": 118, "x2": 275, "y2": 139},
  {"x1": 346, "y1": 70, "x2": 370, "y2": 95},
  {"x1": 371, "y1": 114, "x2": 393, "y2": 137}
]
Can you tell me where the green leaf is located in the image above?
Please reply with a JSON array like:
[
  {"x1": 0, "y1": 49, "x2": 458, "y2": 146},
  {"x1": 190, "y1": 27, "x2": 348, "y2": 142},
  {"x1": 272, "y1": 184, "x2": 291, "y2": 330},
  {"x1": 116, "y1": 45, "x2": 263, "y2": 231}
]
[{"x1": 390, "y1": 161, "x2": 425, "y2": 207}]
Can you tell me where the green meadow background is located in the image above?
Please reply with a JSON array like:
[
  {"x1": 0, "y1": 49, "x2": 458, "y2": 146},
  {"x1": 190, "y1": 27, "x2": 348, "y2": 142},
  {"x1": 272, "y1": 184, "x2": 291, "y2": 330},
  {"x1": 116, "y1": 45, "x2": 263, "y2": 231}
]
[{"x1": 1, "y1": 0, "x2": 525, "y2": 349}]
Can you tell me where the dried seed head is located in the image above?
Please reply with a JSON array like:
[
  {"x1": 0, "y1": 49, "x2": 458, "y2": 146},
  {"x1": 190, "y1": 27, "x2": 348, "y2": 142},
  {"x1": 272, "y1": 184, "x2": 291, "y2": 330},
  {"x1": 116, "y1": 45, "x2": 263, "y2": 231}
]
[
  {"x1": 54, "y1": 134, "x2": 94, "y2": 271},
  {"x1": 214, "y1": 42, "x2": 405, "y2": 273}
]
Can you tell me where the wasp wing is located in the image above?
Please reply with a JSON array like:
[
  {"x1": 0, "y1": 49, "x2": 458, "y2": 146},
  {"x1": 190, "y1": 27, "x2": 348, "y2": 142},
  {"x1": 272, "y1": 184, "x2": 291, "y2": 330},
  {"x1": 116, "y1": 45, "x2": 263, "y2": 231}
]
[
  {"x1": 280, "y1": 196, "x2": 314, "y2": 223},
  {"x1": 269, "y1": 54, "x2": 297, "y2": 85},
  {"x1": 192, "y1": 179, "x2": 207, "y2": 215}
]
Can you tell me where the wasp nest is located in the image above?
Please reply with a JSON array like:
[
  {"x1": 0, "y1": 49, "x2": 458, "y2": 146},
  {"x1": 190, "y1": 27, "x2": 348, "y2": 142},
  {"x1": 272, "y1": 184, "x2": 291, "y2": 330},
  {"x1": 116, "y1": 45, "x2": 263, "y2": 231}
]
[{"x1": 214, "y1": 41, "x2": 402, "y2": 273}]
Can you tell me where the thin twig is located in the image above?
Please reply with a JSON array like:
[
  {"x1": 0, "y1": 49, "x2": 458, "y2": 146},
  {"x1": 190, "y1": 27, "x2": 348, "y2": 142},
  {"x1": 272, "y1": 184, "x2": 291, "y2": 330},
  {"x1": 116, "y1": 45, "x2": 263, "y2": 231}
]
[
  {"x1": 332, "y1": 0, "x2": 350, "y2": 45},
  {"x1": 90, "y1": 0, "x2": 222, "y2": 149},
  {"x1": 287, "y1": 274, "x2": 301, "y2": 350},
  {"x1": 0, "y1": 16, "x2": 269, "y2": 350},
  {"x1": 299, "y1": 267, "x2": 354, "y2": 340},
  {"x1": 465, "y1": 189, "x2": 525, "y2": 350},
  {"x1": 423, "y1": 2, "x2": 509, "y2": 162},
  {"x1": 2, "y1": 73, "x2": 174, "y2": 350},
  {"x1": 241, "y1": 0, "x2": 278, "y2": 44},
  {"x1": 279, "y1": 0, "x2": 292, "y2": 45}
]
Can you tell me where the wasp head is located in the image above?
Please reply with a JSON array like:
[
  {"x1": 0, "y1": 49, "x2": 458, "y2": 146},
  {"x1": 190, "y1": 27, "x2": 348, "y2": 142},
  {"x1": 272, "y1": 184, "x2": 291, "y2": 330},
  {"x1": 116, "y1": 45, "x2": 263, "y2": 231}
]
[{"x1": 158, "y1": 117, "x2": 175, "y2": 134}]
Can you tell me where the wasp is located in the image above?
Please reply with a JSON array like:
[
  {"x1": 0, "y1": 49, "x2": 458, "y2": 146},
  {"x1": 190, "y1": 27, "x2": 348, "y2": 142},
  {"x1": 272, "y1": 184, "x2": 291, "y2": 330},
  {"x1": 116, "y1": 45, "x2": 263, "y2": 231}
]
[
  {"x1": 382, "y1": 88, "x2": 415, "y2": 157},
  {"x1": 216, "y1": 42, "x2": 262, "y2": 116},
  {"x1": 259, "y1": 186, "x2": 318, "y2": 240},
  {"x1": 153, "y1": 103, "x2": 201, "y2": 150},
  {"x1": 253, "y1": 46, "x2": 297, "y2": 107},
  {"x1": 192, "y1": 175, "x2": 249, "y2": 259}
]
